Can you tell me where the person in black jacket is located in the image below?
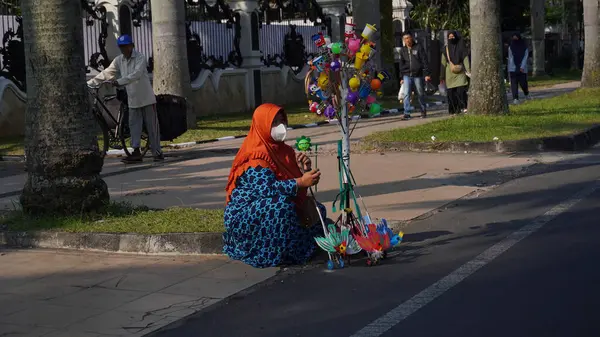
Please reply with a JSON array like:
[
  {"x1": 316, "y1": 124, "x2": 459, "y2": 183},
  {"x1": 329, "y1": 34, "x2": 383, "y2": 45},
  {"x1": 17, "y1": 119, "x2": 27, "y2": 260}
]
[{"x1": 399, "y1": 31, "x2": 431, "y2": 118}]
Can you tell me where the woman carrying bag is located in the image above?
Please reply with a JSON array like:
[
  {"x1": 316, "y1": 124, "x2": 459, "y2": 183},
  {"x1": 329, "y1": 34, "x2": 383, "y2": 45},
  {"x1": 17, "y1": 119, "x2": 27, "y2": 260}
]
[{"x1": 440, "y1": 31, "x2": 470, "y2": 115}]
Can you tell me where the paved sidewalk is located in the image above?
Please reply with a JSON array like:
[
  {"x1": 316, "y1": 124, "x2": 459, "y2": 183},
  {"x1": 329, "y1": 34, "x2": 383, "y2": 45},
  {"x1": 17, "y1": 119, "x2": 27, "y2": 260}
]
[{"x1": 0, "y1": 248, "x2": 276, "y2": 336}]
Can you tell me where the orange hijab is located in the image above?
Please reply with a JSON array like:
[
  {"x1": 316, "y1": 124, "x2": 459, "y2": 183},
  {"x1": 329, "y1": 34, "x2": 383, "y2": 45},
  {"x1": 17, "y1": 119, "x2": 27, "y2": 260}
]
[{"x1": 225, "y1": 103, "x2": 307, "y2": 206}]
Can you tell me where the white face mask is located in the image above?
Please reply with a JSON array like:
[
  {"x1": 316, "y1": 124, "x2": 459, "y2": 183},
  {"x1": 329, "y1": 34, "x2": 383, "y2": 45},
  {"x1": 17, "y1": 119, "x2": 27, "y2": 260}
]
[{"x1": 271, "y1": 123, "x2": 287, "y2": 142}]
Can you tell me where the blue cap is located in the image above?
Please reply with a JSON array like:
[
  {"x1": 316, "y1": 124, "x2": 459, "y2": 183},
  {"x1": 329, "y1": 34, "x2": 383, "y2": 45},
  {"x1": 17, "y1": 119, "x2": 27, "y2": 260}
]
[{"x1": 117, "y1": 34, "x2": 133, "y2": 46}]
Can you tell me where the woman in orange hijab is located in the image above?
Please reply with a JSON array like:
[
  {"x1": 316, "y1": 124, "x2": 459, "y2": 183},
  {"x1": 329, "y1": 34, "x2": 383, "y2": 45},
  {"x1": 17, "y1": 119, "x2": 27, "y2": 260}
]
[{"x1": 224, "y1": 103, "x2": 323, "y2": 268}]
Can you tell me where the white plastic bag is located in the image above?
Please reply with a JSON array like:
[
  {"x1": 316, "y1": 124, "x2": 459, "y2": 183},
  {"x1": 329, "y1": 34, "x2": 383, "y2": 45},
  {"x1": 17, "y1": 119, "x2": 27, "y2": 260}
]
[
  {"x1": 398, "y1": 82, "x2": 406, "y2": 101},
  {"x1": 438, "y1": 82, "x2": 447, "y2": 96}
]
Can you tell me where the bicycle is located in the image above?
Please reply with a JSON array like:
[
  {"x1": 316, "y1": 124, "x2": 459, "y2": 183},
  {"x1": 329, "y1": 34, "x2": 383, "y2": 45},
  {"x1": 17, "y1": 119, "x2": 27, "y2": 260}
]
[{"x1": 87, "y1": 81, "x2": 149, "y2": 158}]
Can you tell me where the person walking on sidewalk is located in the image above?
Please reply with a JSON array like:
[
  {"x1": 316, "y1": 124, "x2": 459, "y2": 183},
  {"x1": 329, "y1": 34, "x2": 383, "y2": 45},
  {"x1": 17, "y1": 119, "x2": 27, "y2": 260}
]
[
  {"x1": 398, "y1": 31, "x2": 431, "y2": 119},
  {"x1": 441, "y1": 31, "x2": 471, "y2": 115},
  {"x1": 508, "y1": 33, "x2": 530, "y2": 104},
  {"x1": 87, "y1": 34, "x2": 163, "y2": 163}
]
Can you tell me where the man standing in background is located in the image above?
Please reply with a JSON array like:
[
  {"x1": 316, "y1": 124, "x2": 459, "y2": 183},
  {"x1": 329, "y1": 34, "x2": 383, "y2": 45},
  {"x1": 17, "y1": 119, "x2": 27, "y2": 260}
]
[
  {"x1": 398, "y1": 31, "x2": 431, "y2": 119},
  {"x1": 87, "y1": 34, "x2": 163, "y2": 163}
]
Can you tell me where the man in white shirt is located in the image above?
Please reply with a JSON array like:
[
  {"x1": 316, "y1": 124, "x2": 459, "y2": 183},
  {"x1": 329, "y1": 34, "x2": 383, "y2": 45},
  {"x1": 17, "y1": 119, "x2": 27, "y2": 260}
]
[{"x1": 87, "y1": 34, "x2": 163, "y2": 163}]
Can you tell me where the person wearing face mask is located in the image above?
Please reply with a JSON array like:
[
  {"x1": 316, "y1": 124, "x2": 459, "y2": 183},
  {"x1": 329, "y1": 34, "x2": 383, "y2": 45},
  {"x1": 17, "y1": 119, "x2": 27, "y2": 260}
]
[
  {"x1": 223, "y1": 103, "x2": 324, "y2": 268},
  {"x1": 440, "y1": 31, "x2": 471, "y2": 115}
]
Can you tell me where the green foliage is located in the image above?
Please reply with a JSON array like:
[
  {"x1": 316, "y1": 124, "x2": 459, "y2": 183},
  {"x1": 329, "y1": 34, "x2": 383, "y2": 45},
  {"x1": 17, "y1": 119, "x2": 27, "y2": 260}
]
[
  {"x1": 1, "y1": 201, "x2": 226, "y2": 234},
  {"x1": 545, "y1": 0, "x2": 564, "y2": 25},
  {"x1": 409, "y1": 0, "x2": 470, "y2": 40},
  {"x1": 0, "y1": 0, "x2": 20, "y2": 15},
  {"x1": 365, "y1": 88, "x2": 599, "y2": 144},
  {"x1": 379, "y1": 0, "x2": 395, "y2": 64}
]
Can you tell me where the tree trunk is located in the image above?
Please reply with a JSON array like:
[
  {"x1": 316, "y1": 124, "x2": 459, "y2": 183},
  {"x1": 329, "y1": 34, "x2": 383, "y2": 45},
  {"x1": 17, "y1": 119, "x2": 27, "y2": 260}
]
[
  {"x1": 565, "y1": 0, "x2": 582, "y2": 70},
  {"x1": 467, "y1": 0, "x2": 508, "y2": 115},
  {"x1": 20, "y1": 0, "x2": 109, "y2": 215},
  {"x1": 582, "y1": 0, "x2": 600, "y2": 87},
  {"x1": 530, "y1": 0, "x2": 546, "y2": 76},
  {"x1": 150, "y1": 0, "x2": 195, "y2": 129}
]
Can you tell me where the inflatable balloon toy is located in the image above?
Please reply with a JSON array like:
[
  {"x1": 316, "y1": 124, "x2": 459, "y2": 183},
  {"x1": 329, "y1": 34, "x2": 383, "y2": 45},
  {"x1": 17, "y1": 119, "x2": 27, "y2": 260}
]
[
  {"x1": 348, "y1": 76, "x2": 360, "y2": 91},
  {"x1": 369, "y1": 103, "x2": 382, "y2": 117},
  {"x1": 295, "y1": 136, "x2": 312, "y2": 152},
  {"x1": 312, "y1": 32, "x2": 327, "y2": 49},
  {"x1": 324, "y1": 105, "x2": 336, "y2": 119},
  {"x1": 344, "y1": 22, "x2": 357, "y2": 42},
  {"x1": 347, "y1": 38, "x2": 361, "y2": 57}
]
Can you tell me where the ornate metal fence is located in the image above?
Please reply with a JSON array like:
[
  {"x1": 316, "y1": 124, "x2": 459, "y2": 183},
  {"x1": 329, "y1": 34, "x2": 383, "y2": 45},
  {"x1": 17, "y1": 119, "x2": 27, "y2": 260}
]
[
  {"x1": 0, "y1": 0, "x2": 24, "y2": 91},
  {"x1": 131, "y1": 0, "x2": 153, "y2": 71},
  {"x1": 0, "y1": 0, "x2": 111, "y2": 91},
  {"x1": 258, "y1": 0, "x2": 330, "y2": 73},
  {"x1": 82, "y1": 0, "x2": 110, "y2": 74},
  {"x1": 186, "y1": 0, "x2": 243, "y2": 81}
]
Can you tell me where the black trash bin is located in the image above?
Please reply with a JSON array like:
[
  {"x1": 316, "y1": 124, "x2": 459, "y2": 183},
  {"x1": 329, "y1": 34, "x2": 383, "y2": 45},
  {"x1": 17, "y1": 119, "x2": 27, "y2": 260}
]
[{"x1": 156, "y1": 94, "x2": 188, "y2": 141}]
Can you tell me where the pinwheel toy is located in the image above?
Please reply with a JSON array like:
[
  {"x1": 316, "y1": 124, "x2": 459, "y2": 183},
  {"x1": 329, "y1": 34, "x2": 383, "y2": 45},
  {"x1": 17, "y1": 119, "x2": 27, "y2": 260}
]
[
  {"x1": 353, "y1": 219, "x2": 404, "y2": 266},
  {"x1": 314, "y1": 224, "x2": 362, "y2": 270}
]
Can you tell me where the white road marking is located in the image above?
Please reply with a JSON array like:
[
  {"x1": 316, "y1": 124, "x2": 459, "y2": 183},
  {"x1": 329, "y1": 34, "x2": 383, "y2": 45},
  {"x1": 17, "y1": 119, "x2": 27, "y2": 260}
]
[{"x1": 349, "y1": 182, "x2": 599, "y2": 337}]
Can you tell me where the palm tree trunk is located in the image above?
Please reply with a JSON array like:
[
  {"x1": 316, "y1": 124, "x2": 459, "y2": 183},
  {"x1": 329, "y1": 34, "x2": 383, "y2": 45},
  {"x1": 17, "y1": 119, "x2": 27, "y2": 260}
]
[
  {"x1": 530, "y1": 0, "x2": 546, "y2": 76},
  {"x1": 150, "y1": 0, "x2": 195, "y2": 129},
  {"x1": 564, "y1": 0, "x2": 582, "y2": 70},
  {"x1": 20, "y1": 0, "x2": 109, "y2": 215},
  {"x1": 467, "y1": 0, "x2": 508, "y2": 114},
  {"x1": 582, "y1": 0, "x2": 600, "y2": 87}
]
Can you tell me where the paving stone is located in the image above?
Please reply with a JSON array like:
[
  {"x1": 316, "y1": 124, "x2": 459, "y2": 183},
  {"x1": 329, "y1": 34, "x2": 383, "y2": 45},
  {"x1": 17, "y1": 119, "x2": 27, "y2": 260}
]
[
  {"x1": 0, "y1": 324, "x2": 55, "y2": 336},
  {"x1": 117, "y1": 292, "x2": 219, "y2": 316},
  {"x1": 0, "y1": 303, "x2": 103, "y2": 328},
  {"x1": 48, "y1": 287, "x2": 149, "y2": 310},
  {"x1": 67, "y1": 310, "x2": 167, "y2": 336},
  {"x1": 98, "y1": 272, "x2": 196, "y2": 293},
  {"x1": 160, "y1": 276, "x2": 264, "y2": 299}
]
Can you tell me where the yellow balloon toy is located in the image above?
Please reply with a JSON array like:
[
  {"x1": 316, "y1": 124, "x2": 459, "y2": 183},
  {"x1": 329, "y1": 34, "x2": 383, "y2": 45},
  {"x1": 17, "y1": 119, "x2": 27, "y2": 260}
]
[
  {"x1": 354, "y1": 52, "x2": 368, "y2": 70},
  {"x1": 359, "y1": 44, "x2": 371, "y2": 55},
  {"x1": 318, "y1": 73, "x2": 329, "y2": 90},
  {"x1": 348, "y1": 76, "x2": 360, "y2": 91}
]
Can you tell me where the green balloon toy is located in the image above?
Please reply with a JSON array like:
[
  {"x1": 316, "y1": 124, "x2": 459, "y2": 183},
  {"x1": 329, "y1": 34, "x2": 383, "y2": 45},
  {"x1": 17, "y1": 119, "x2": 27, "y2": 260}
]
[
  {"x1": 369, "y1": 103, "x2": 382, "y2": 116},
  {"x1": 295, "y1": 136, "x2": 312, "y2": 151},
  {"x1": 331, "y1": 42, "x2": 343, "y2": 55}
]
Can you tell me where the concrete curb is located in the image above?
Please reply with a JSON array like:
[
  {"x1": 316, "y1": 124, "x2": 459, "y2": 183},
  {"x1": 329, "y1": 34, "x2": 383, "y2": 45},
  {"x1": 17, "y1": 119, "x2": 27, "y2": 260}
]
[
  {"x1": 0, "y1": 155, "x2": 23, "y2": 162},
  {"x1": 0, "y1": 220, "x2": 413, "y2": 254},
  {"x1": 366, "y1": 125, "x2": 600, "y2": 154},
  {"x1": 0, "y1": 230, "x2": 225, "y2": 254}
]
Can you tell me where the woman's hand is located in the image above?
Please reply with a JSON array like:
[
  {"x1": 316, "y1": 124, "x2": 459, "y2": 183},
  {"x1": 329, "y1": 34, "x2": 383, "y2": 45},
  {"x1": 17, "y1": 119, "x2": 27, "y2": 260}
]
[
  {"x1": 296, "y1": 169, "x2": 320, "y2": 188},
  {"x1": 296, "y1": 152, "x2": 312, "y2": 171}
]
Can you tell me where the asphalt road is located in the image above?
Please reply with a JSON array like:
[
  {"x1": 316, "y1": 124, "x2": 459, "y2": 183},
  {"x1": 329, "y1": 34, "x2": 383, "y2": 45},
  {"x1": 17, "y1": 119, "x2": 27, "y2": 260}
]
[{"x1": 148, "y1": 155, "x2": 600, "y2": 337}]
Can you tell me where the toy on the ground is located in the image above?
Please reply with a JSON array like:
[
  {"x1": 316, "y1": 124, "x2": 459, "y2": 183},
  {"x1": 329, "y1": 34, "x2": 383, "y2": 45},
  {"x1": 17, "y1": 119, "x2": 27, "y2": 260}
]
[
  {"x1": 314, "y1": 224, "x2": 362, "y2": 270},
  {"x1": 353, "y1": 219, "x2": 404, "y2": 266}
]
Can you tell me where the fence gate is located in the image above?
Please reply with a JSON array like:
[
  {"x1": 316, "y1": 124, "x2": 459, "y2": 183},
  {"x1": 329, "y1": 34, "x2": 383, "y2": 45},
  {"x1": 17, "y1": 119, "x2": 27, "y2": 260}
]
[
  {"x1": 82, "y1": 0, "x2": 111, "y2": 74},
  {"x1": 257, "y1": 0, "x2": 330, "y2": 74},
  {"x1": 0, "y1": 0, "x2": 24, "y2": 91}
]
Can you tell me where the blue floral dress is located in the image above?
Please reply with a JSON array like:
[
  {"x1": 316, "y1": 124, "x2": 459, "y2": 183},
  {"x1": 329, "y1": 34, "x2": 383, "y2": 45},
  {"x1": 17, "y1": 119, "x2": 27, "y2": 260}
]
[{"x1": 223, "y1": 166, "x2": 325, "y2": 268}]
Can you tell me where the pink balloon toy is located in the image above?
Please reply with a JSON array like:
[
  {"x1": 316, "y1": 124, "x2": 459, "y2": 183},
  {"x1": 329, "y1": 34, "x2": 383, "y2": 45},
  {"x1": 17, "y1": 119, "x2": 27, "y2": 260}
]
[
  {"x1": 366, "y1": 95, "x2": 376, "y2": 104},
  {"x1": 347, "y1": 38, "x2": 361, "y2": 53}
]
